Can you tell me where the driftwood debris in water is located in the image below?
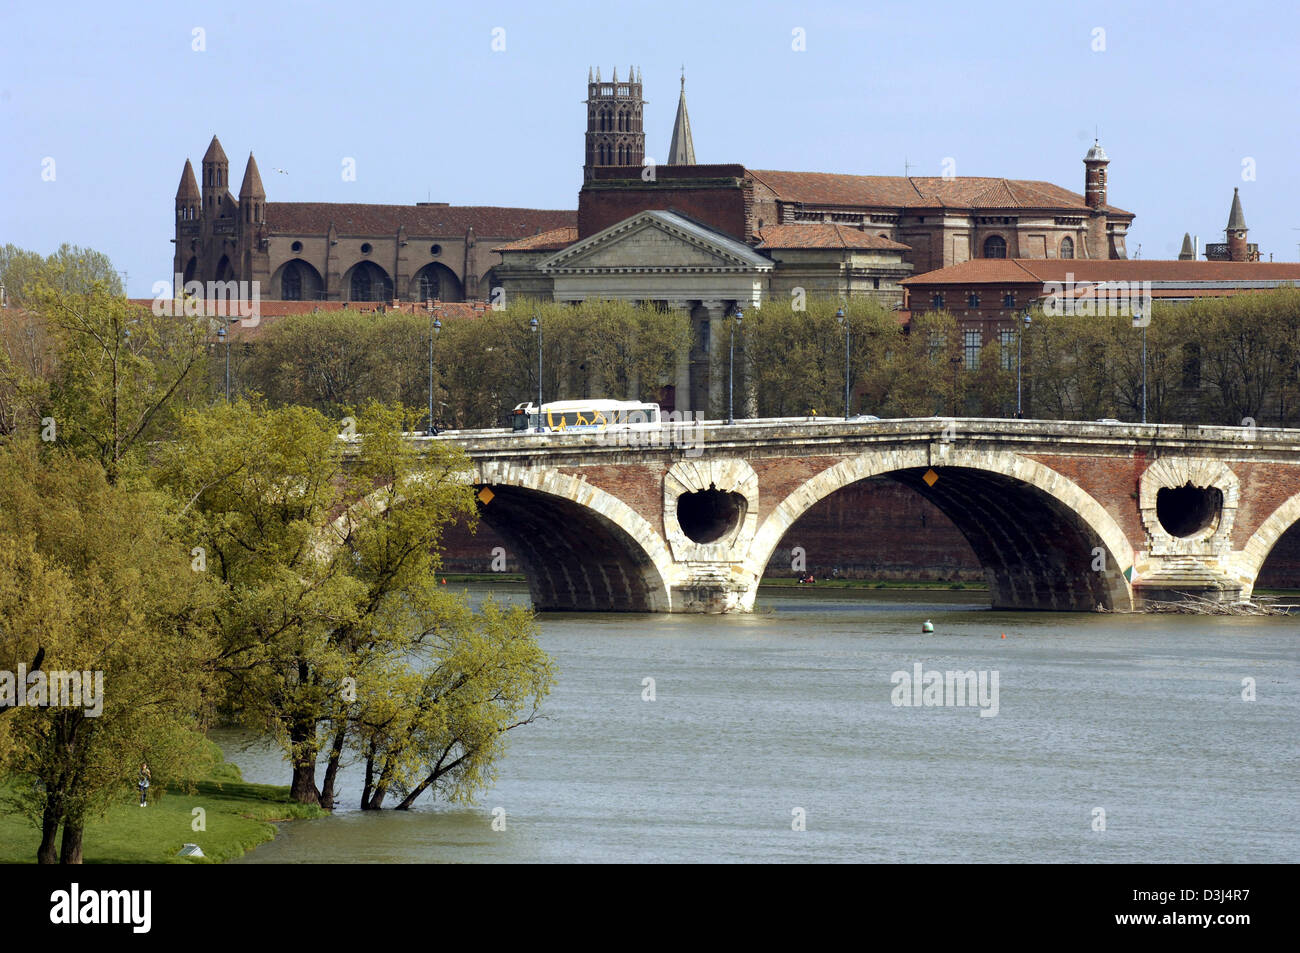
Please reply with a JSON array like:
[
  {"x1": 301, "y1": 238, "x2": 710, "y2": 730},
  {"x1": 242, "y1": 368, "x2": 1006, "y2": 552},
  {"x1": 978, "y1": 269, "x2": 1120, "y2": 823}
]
[{"x1": 1144, "y1": 592, "x2": 1296, "y2": 616}]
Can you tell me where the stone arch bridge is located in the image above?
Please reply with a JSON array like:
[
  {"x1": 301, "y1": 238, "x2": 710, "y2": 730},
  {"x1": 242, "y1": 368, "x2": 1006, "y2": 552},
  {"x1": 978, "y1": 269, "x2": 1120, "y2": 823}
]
[{"x1": 396, "y1": 418, "x2": 1300, "y2": 613}]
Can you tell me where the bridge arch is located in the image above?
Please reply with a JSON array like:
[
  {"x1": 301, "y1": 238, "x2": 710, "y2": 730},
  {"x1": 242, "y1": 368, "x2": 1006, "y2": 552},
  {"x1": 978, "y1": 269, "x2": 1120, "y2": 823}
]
[
  {"x1": 471, "y1": 462, "x2": 675, "y2": 612},
  {"x1": 1236, "y1": 490, "x2": 1300, "y2": 598},
  {"x1": 744, "y1": 448, "x2": 1135, "y2": 612}
]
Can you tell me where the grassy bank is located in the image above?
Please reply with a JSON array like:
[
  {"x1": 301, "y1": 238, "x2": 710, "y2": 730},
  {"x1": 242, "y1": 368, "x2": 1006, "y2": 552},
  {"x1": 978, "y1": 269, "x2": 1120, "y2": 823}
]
[{"x1": 0, "y1": 742, "x2": 324, "y2": 864}]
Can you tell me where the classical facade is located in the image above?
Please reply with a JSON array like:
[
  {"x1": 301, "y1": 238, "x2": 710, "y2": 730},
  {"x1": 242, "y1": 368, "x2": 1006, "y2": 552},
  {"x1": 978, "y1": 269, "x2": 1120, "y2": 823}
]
[
  {"x1": 494, "y1": 71, "x2": 1137, "y2": 411},
  {"x1": 173, "y1": 136, "x2": 574, "y2": 303}
]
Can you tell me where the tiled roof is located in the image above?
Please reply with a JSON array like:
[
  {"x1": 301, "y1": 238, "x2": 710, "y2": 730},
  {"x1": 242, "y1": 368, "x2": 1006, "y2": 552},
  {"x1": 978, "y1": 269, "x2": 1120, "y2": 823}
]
[
  {"x1": 264, "y1": 203, "x2": 576, "y2": 238},
  {"x1": 747, "y1": 169, "x2": 1133, "y2": 217},
  {"x1": 902, "y1": 259, "x2": 1300, "y2": 286},
  {"x1": 756, "y1": 224, "x2": 911, "y2": 251},
  {"x1": 494, "y1": 226, "x2": 579, "y2": 252}
]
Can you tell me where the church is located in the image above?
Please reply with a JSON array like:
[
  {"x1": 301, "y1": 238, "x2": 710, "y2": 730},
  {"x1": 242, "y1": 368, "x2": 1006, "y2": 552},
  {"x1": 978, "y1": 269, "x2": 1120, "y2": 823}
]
[
  {"x1": 172, "y1": 137, "x2": 574, "y2": 304},
  {"x1": 492, "y1": 67, "x2": 1135, "y2": 409}
]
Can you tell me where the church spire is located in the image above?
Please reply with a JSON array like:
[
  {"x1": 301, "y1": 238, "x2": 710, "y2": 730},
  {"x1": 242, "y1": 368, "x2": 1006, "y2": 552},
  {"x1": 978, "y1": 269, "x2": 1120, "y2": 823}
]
[{"x1": 667, "y1": 70, "x2": 696, "y2": 165}]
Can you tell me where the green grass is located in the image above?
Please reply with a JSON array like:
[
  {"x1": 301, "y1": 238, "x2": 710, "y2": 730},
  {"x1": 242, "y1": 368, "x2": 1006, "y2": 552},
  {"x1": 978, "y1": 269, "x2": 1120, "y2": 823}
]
[{"x1": 0, "y1": 742, "x2": 325, "y2": 864}]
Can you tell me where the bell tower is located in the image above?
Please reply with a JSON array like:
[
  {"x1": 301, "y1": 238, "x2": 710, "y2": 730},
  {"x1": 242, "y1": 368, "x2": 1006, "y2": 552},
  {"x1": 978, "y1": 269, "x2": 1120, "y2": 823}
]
[{"x1": 584, "y1": 66, "x2": 645, "y2": 181}]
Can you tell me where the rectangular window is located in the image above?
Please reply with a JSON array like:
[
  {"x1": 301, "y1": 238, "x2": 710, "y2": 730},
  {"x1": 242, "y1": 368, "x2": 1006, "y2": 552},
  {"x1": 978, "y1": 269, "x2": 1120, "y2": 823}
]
[
  {"x1": 968, "y1": 292, "x2": 980, "y2": 308},
  {"x1": 964, "y1": 330, "x2": 982, "y2": 370},
  {"x1": 999, "y1": 329, "x2": 1016, "y2": 370},
  {"x1": 1003, "y1": 292, "x2": 1015, "y2": 308},
  {"x1": 931, "y1": 293, "x2": 945, "y2": 310}
]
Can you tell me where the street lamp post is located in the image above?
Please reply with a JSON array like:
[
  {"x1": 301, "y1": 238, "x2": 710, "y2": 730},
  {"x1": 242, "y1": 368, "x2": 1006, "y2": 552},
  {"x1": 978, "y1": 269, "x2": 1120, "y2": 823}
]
[
  {"x1": 427, "y1": 315, "x2": 442, "y2": 435},
  {"x1": 216, "y1": 324, "x2": 230, "y2": 401},
  {"x1": 1016, "y1": 310, "x2": 1032, "y2": 418},
  {"x1": 1141, "y1": 323, "x2": 1148, "y2": 424},
  {"x1": 836, "y1": 307, "x2": 850, "y2": 418},
  {"x1": 530, "y1": 313, "x2": 543, "y2": 432},
  {"x1": 728, "y1": 307, "x2": 743, "y2": 425}
]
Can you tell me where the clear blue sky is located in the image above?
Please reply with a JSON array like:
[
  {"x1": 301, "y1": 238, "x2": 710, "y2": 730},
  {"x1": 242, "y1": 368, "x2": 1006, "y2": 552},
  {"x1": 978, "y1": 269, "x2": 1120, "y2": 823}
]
[{"x1": 3, "y1": 0, "x2": 1297, "y2": 295}]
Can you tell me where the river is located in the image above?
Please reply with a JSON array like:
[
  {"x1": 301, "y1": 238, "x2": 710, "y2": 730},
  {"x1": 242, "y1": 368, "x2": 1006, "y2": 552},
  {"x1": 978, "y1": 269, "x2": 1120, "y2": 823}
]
[{"x1": 221, "y1": 584, "x2": 1299, "y2": 863}]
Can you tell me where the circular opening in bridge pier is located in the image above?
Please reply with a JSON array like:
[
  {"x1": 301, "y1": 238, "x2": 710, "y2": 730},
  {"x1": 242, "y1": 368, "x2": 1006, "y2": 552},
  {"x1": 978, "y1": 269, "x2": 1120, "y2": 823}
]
[
  {"x1": 677, "y1": 487, "x2": 746, "y2": 544},
  {"x1": 1156, "y1": 483, "x2": 1223, "y2": 538}
]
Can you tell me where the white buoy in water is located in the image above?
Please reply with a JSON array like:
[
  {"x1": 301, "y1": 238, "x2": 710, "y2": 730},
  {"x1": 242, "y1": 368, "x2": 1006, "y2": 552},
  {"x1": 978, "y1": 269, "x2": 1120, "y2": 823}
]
[{"x1": 921, "y1": 620, "x2": 934, "y2": 633}]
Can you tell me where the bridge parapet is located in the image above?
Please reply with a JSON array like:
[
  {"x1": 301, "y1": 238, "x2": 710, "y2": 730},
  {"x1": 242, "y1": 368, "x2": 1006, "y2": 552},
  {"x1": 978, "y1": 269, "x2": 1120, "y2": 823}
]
[{"x1": 349, "y1": 418, "x2": 1300, "y2": 613}]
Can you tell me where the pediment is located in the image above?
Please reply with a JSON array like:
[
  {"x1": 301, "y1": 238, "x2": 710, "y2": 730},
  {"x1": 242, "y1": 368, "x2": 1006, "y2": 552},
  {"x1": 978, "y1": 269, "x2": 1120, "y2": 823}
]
[{"x1": 540, "y1": 211, "x2": 772, "y2": 274}]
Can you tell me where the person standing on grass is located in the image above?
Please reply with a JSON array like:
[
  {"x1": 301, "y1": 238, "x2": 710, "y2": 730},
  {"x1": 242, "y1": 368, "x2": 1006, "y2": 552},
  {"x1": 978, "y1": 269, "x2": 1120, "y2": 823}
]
[{"x1": 138, "y1": 761, "x2": 151, "y2": 807}]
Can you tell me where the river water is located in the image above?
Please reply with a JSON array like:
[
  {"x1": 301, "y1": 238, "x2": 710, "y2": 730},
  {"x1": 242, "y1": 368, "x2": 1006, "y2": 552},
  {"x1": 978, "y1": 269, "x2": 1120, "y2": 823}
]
[{"x1": 223, "y1": 585, "x2": 1299, "y2": 863}]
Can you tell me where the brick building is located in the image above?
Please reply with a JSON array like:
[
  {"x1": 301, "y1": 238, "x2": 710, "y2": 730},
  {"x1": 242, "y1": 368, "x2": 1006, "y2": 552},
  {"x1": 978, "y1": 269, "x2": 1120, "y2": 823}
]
[
  {"x1": 172, "y1": 136, "x2": 574, "y2": 303},
  {"x1": 900, "y1": 257, "x2": 1300, "y2": 369}
]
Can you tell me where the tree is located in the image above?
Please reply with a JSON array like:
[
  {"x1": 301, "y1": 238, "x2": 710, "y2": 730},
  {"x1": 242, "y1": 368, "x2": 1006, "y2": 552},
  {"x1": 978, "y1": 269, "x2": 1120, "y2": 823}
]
[
  {"x1": 0, "y1": 440, "x2": 217, "y2": 863},
  {"x1": 158, "y1": 398, "x2": 551, "y2": 807}
]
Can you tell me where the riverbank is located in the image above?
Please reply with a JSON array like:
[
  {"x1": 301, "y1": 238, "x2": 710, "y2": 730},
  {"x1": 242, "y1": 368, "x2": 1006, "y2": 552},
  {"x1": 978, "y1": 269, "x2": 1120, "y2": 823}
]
[{"x1": 0, "y1": 743, "x2": 324, "y2": 864}]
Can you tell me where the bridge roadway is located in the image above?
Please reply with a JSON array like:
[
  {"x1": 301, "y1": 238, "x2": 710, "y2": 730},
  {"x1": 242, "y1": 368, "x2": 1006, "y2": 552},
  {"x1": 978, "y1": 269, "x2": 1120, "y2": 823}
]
[{"x1": 372, "y1": 416, "x2": 1300, "y2": 613}]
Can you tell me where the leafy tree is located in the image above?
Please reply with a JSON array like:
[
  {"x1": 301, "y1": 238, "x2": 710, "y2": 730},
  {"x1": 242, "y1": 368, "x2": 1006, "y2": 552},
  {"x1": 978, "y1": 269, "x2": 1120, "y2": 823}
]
[
  {"x1": 158, "y1": 398, "x2": 551, "y2": 807},
  {"x1": 0, "y1": 440, "x2": 217, "y2": 863}
]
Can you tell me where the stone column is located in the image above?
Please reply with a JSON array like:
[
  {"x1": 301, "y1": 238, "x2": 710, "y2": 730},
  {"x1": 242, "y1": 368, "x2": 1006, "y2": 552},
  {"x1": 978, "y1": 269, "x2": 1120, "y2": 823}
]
[
  {"x1": 700, "y1": 299, "x2": 727, "y2": 417},
  {"x1": 673, "y1": 300, "x2": 693, "y2": 414}
]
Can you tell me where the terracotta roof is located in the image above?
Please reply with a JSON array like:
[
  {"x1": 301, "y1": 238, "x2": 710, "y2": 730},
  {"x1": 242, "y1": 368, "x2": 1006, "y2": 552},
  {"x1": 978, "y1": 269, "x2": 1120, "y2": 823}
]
[
  {"x1": 176, "y1": 160, "x2": 199, "y2": 200},
  {"x1": 494, "y1": 226, "x2": 579, "y2": 252},
  {"x1": 756, "y1": 224, "x2": 911, "y2": 251},
  {"x1": 264, "y1": 203, "x2": 575, "y2": 238},
  {"x1": 747, "y1": 169, "x2": 1133, "y2": 217},
  {"x1": 902, "y1": 259, "x2": 1300, "y2": 286}
]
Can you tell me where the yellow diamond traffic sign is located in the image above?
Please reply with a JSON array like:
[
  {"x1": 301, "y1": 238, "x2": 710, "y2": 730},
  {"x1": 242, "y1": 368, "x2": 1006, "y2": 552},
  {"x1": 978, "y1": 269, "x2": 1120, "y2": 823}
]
[
  {"x1": 477, "y1": 487, "x2": 495, "y2": 505},
  {"x1": 922, "y1": 469, "x2": 939, "y2": 486}
]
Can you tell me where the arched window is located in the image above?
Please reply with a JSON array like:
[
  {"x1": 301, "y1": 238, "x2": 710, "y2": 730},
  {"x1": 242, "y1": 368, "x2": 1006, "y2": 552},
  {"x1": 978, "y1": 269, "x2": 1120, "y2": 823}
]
[
  {"x1": 419, "y1": 270, "x2": 439, "y2": 301},
  {"x1": 983, "y1": 235, "x2": 1007, "y2": 259},
  {"x1": 1060, "y1": 236, "x2": 1075, "y2": 259},
  {"x1": 351, "y1": 268, "x2": 370, "y2": 301},
  {"x1": 282, "y1": 263, "x2": 302, "y2": 300}
]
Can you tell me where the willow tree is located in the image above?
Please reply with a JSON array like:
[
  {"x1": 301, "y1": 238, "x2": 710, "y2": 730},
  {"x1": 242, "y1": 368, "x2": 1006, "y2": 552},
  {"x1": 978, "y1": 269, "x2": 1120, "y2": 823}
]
[{"x1": 160, "y1": 399, "x2": 551, "y2": 807}]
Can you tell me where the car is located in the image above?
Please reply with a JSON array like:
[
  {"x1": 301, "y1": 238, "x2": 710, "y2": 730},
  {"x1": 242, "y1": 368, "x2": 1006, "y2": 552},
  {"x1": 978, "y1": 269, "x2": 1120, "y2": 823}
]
[
  {"x1": 847, "y1": 414, "x2": 882, "y2": 422},
  {"x1": 1095, "y1": 418, "x2": 1122, "y2": 424}
]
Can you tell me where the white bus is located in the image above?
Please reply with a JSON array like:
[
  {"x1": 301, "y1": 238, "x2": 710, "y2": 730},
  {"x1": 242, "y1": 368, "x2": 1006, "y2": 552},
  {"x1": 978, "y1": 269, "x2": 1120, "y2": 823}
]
[{"x1": 510, "y1": 399, "x2": 661, "y2": 433}]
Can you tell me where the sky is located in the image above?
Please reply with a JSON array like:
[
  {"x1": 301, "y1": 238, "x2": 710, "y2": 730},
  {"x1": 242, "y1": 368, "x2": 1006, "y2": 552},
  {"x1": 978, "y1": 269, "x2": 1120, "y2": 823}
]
[{"x1": 2, "y1": 0, "x2": 1298, "y2": 296}]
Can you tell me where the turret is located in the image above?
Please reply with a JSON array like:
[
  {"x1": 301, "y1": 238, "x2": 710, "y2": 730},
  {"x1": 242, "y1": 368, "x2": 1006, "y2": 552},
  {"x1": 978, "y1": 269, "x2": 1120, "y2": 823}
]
[
  {"x1": 1083, "y1": 139, "x2": 1109, "y2": 210},
  {"x1": 201, "y1": 135, "x2": 229, "y2": 215},
  {"x1": 175, "y1": 159, "x2": 200, "y2": 222},
  {"x1": 1226, "y1": 187, "x2": 1249, "y2": 262},
  {"x1": 1178, "y1": 233, "x2": 1195, "y2": 261},
  {"x1": 238, "y1": 153, "x2": 266, "y2": 225}
]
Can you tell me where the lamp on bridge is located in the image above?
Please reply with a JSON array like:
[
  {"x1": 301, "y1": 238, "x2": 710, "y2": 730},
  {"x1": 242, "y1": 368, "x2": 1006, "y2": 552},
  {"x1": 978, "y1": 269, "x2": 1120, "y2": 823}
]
[
  {"x1": 836, "y1": 306, "x2": 850, "y2": 418},
  {"x1": 530, "y1": 313, "x2": 543, "y2": 433},
  {"x1": 427, "y1": 316, "x2": 442, "y2": 435},
  {"x1": 728, "y1": 307, "x2": 743, "y2": 425}
]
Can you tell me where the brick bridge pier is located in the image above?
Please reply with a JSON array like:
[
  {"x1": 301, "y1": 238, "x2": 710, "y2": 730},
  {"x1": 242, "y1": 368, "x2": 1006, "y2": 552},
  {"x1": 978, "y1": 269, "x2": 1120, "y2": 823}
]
[{"x1": 397, "y1": 418, "x2": 1300, "y2": 613}]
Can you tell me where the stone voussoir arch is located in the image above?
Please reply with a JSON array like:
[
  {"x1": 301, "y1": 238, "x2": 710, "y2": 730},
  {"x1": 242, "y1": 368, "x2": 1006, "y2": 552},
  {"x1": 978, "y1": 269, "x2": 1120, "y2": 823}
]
[
  {"x1": 742, "y1": 447, "x2": 1135, "y2": 610},
  {"x1": 320, "y1": 461, "x2": 679, "y2": 610},
  {"x1": 471, "y1": 460, "x2": 678, "y2": 610},
  {"x1": 1235, "y1": 489, "x2": 1300, "y2": 598}
]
